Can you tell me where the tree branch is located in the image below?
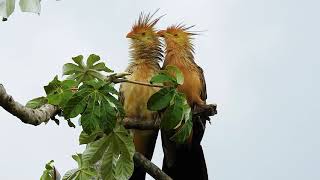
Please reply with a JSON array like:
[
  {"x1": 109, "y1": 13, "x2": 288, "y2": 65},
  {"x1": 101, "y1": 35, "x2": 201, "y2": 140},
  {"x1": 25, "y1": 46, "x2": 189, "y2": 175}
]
[
  {"x1": 134, "y1": 152, "x2": 172, "y2": 180},
  {"x1": 105, "y1": 72, "x2": 165, "y2": 88},
  {"x1": 0, "y1": 84, "x2": 59, "y2": 125},
  {"x1": 0, "y1": 83, "x2": 215, "y2": 180},
  {"x1": 0, "y1": 83, "x2": 217, "y2": 127},
  {"x1": 122, "y1": 118, "x2": 160, "y2": 130}
]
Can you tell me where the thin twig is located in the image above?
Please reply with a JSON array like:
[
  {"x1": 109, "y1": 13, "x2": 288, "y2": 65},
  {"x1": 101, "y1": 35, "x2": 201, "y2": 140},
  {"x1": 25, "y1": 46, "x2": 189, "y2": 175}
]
[
  {"x1": 104, "y1": 72, "x2": 165, "y2": 88},
  {"x1": 113, "y1": 78, "x2": 165, "y2": 88}
]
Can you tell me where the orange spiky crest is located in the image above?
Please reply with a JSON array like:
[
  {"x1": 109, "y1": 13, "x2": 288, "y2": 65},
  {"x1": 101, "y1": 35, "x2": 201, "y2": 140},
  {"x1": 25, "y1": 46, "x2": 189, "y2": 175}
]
[
  {"x1": 127, "y1": 11, "x2": 163, "y2": 63},
  {"x1": 158, "y1": 24, "x2": 197, "y2": 57}
]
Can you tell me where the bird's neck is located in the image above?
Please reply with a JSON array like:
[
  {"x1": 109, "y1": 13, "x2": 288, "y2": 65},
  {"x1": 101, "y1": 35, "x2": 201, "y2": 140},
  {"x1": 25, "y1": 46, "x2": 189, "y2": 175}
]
[
  {"x1": 164, "y1": 47, "x2": 195, "y2": 68},
  {"x1": 130, "y1": 42, "x2": 162, "y2": 64}
]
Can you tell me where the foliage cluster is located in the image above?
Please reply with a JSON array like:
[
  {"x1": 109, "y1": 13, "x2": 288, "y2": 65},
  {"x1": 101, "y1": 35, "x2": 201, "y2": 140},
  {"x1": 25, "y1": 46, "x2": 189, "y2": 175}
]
[{"x1": 30, "y1": 54, "x2": 193, "y2": 180}]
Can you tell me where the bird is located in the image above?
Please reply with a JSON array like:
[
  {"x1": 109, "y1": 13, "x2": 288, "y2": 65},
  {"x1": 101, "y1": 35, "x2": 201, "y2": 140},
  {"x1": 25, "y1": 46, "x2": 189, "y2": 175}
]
[
  {"x1": 119, "y1": 11, "x2": 163, "y2": 180},
  {"x1": 157, "y1": 24, "x2": 209, "y2": 180}
]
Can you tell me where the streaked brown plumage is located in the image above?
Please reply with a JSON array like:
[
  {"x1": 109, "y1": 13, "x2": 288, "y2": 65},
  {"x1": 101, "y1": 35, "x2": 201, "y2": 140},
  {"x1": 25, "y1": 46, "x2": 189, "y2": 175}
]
[
  {"x1": 119, "y1": 12, "x2": 163, "y2": 180},
  {"x1": 158, "y1": 24, "x2": 208, "y2": 180}
]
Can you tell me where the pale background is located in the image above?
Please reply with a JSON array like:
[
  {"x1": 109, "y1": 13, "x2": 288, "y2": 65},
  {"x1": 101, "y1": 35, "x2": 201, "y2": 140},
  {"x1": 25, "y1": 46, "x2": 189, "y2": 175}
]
[{"x1": 0, "y1": 0, "x2": 319, "y2": 179}]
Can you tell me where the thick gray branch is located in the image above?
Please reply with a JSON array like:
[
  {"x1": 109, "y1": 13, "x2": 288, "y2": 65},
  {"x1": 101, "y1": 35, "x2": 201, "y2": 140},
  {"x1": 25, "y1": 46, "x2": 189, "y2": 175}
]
[
  {"x1": 0, "y1": 84, "x2": 59, "y2": 126},
  {"x1": 134, "y1": 152, "x2": 172, "y2": 180},
  {"x1": 0, "y1": 83, "x2": 217, "y2": 128}
]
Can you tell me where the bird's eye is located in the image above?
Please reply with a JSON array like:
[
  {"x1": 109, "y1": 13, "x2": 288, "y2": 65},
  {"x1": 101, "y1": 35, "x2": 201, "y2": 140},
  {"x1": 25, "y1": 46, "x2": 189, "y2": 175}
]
[{"x1": 142, "y1": 32, "x2": 146, "y2": 36}]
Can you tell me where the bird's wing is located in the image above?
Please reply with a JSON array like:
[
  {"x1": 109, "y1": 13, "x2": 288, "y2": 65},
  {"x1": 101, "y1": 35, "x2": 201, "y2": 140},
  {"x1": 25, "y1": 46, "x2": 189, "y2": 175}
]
[
  {"x1": 118, "y1": 84, "x2": 125, "y2": 106},
  {"x1": 197, "y1": 65, "x2": 207, "y2": 102}
]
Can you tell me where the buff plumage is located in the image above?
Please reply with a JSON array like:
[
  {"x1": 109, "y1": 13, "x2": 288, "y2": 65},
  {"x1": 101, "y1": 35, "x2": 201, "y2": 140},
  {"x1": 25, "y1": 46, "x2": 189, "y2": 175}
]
[
  {"x1": 158, "y1": 24, "x2": 209, "y2": 180},
  {"x1": 119, "y1": 12, "x2": 163, "y2": 180}
]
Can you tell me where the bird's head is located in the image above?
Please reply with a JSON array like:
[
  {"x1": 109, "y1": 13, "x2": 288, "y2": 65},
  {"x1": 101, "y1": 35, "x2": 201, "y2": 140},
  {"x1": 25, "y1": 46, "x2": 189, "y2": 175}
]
[
  {"x1": 127, "y1": 12, "x2": 162, "y2": 46},
  {"x1": 157, "y1": 24, "x2": 197, "y2": 50}
]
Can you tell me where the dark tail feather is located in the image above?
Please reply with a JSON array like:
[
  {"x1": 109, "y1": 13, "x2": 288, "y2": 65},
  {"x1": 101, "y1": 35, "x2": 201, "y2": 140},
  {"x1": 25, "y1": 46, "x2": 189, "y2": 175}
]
[
  {"x1": 130, "y1": 165, "x2": 147, "y2": 180},
  {"x1": 162, "y1": 115, "x2": 208, "y2": 180},
  {"x1": 162, "y1": 143, "x2": 208, "y2": 180},
  {"x1": 130, "y1": 130, "x2": 159, "y2": 180}
]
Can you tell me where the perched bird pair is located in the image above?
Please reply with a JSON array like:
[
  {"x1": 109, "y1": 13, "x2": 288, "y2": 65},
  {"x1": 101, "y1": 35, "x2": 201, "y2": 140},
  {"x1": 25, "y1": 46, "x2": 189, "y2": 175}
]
[{"x1": 119, "y1": 12, "x2": 208, "y2": 180}]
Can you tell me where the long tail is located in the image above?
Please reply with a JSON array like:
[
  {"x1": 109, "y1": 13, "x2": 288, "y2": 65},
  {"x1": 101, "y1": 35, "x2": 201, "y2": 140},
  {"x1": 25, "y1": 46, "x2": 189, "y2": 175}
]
[
  {"x1": 130, "y1": 129, "x2": 159, "y2": 180},
  {"x1": 161, "y1": 116, "x2": 208, "y2": 180}
]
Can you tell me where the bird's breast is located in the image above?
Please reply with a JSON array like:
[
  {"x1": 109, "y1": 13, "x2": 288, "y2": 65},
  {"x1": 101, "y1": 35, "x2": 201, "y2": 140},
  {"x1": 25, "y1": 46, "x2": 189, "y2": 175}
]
[{"x1": 121, "y1": 65, "x2": 160, "y2": 120}]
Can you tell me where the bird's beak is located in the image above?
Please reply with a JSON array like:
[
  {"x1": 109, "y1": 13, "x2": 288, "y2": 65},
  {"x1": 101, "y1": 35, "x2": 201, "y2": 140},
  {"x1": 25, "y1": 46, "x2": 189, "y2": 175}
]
[
  {"x1": 157, "y1": 30, "x2": 166, "y2": 37},
  {"x1": 126, "y1": 32, "x2": 134, "y2": 38}
]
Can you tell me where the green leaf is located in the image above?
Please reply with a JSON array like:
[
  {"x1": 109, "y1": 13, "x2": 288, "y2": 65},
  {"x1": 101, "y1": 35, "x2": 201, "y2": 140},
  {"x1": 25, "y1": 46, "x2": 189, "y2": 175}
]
[
  {"x1": 168, "y1": 92, "x2": 193, "y2": 143},
  {"x1": 62, "y1": 169, "x2": 78, "y2": 180},
  {"x1": 150, "y1": 73, "x2": 177, "y2": 85},
  {"x1": 63, "y1": 88, "x2": 92, "y2": 118},
  {"x1": 104, "y1": 93, "x2": 125, "y2": 117},
  {"x1": 0, "y1": 0, "x2": 15, "y2": 18},
  {"x1": 161, "y1": 102, "x2": 184, "y2": 130},
  {"x1": 63, "y1": 54, "x2": 113, "y2": 84},
  {"x1": 147, "y1": 87, "x2": 175, "y2": 111},
  {"x1": 44, "y1": 77, "x2": 77, "y2": 107},
  {"x1": 166, "y1": 65, "x2": 184, "y2": 85},
  {"x1": 44, "y1": 76, "x2": 61, "y2": 95},
  {"x1": 98, "y1": 98, "x2": 117, "y2": 134},
  {"x1": 87, "y1": 54, "x2": 100, "y2": 68},
  {"x1": 19, "y1": 0, "x2": 40, "y2": 14},
  {"x1": 63, "y1": 63, "x2": 83, "y2": 75},
  {"x1": 150, "y1": 65, "x2": 184, "y2": 87},
  {"x1": 83, "y1": 126, "x2": 134, "y2": 180},
  {"x1": 40, "y1": 160, "x2": 58, "y2": 180},
  {"x1": 100, "y1": 83, "x2": 118, "y2": 95},
  {"x1": 82, "y1": 134, "x2": 110, "y2": 166},
  {"x1": 79, "y1": 130, "x2": 103, "y2": 145},
  {"x1": 72, "y1": 55, "x2": 84, "y2": 67},
  {"x1": 170, "y1": 109, "x2": 193, "y2": 144},
  {"x1": 63, "y1": 80, "x2": 122, "y2": 135},
  {"x1": 80, "y1": 96, "x2": 102, "y2": 134},
  {"x1": 26, "y1": 96, "x2": 48, "y2": 109},
  {"x1": 62, "y1": 154, "x2": 97, "y2": 180},
  {"x1": 93, "y1": 62, "x2": 113, "y2": 73}
]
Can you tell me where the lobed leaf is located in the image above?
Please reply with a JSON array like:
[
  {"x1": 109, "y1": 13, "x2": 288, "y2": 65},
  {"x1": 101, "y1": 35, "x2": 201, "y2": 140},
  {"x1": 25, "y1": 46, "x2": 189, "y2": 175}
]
[
  {"x1": 63, "y1": 80, "x2": 122, "y2": 135},
  {"x1": 87, "y1": 54, "x2": 100, "y2": 68},
  {"x1": 26, "y1": 96, "x2": 48, "y2": 109},
  {"x1": 62, "y1": 154, "x2": 97, "y2": 180},
  {"x1": 63, "y1": 54, "x2": 113, "y2": 84},
  {"x1": 83, "y1": 126, "x2": 134, "y2": 180},
  {"x1": 63, "y1": 88, "x2": 92, "y2": 118}
]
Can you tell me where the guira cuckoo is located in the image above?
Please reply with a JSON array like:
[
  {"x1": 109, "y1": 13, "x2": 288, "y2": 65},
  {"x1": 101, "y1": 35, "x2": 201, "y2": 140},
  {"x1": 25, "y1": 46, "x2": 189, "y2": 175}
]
[
  {"x1": 119, "y1": 12, "x2": 163, "y2": 180},
  {"x1": 158, "y1": 25, "x2": 209, "y2": 180}
]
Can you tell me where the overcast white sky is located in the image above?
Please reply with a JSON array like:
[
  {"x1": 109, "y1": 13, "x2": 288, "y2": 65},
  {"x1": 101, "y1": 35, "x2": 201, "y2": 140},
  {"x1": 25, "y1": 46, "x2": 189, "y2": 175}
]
[{"x1": 0, "y1": 0, "x2": 320, "y2": 179}]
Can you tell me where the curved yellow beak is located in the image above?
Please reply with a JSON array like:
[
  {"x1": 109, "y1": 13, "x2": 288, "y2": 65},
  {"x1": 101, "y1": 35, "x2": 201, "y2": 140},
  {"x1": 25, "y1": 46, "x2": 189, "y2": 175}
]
[{"x1": 126, "y1": 32, "x2": 134, "y2": 38}]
